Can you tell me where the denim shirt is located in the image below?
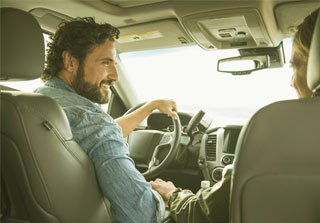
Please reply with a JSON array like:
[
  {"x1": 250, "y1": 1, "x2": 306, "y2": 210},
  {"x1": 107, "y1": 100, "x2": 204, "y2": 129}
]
[{"x1": 35, "y1": 77, "x2": 164, "y2": 223}]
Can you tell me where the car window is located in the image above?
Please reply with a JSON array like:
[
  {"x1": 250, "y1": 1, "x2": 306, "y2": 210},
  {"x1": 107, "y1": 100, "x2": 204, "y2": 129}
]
[{"x1": 119, "y1": 38, "x2": 296, "y2": 125}]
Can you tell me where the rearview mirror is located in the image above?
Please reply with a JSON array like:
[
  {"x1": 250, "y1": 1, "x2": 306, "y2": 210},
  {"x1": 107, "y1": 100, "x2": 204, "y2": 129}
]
[{"x1": 217, "y1": 55, "x2": 270, "y2": 75}]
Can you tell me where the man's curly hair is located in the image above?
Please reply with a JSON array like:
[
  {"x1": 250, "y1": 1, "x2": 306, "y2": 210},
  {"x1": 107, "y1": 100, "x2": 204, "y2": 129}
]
[{"x1": 42, "y1": 17, "x2": 119, "y2": 81}]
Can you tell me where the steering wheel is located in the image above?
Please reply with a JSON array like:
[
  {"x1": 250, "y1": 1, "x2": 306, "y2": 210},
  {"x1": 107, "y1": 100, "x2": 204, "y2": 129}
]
[{"x1": 124, "y1": 102, "x2": 181, "y2": 180}]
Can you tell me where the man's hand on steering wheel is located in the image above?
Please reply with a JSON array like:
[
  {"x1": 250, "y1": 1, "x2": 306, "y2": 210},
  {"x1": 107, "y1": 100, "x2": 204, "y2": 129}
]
[{"x1": 147, "y1": 99, "x2": 178, "y2": 119}]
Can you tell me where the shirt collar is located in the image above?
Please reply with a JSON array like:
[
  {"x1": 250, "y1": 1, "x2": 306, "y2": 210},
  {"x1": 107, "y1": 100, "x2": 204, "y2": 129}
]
[{"x1": 45, "y1": 77, "x2": 75, "y2": 93}]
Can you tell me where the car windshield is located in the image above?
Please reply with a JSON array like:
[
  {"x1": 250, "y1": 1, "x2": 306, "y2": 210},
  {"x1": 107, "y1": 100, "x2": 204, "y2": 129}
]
[
  {"x1": 1, "y1": 36, "x2": 295, "y2": 126},
  {"x1": 119, "y1": 38, "x2": 296, "y2": 126}
]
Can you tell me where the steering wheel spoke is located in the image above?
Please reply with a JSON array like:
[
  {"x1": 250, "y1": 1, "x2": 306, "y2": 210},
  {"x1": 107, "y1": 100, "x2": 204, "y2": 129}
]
[
  {"x1": 148, "y1": 133, "x2": 174, "y2": 168},
  {"x1": 125, "y1": 102, "x2": 181, "y2": 180},
  {"x1": 159, "y1": 132, "x2": 174, "y2": 145}
]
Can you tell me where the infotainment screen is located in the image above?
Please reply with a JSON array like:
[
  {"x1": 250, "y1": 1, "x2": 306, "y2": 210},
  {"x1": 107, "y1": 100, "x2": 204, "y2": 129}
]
[{"x1": 222, "y1": 126, "x2": 242, "y2": 154}]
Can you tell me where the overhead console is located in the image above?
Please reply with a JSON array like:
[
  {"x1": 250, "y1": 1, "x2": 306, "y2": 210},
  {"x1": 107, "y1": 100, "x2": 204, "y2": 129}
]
[{"x1": 181, "y1": 8, "x2": 273, "y2": 50}]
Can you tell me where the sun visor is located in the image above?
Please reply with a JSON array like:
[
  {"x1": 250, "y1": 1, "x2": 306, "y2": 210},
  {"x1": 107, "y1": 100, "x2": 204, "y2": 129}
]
[
  {"x1": 116, "y1": 19, "x2": 192, "y2": 53},
  {"x1": 30, "y1": 8, "x2": 72, "y2": 33},
  {"x1": 181, "y1": 8, "x2": 272, "y2": 50},
  {"x1": 275, "y1": 1, "x2": 320, "y2": 34}
]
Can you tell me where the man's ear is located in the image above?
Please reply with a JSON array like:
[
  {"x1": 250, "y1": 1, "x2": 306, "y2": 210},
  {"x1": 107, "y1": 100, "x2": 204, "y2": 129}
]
[{"x1": 62, "y1": 51, "x2": 79, "y2": 73}]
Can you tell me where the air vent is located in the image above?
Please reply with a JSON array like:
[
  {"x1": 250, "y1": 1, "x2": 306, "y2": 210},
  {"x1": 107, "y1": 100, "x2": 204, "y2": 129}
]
[{"x1": 206, "y1": 134, "x2": 217, "y2": 161}]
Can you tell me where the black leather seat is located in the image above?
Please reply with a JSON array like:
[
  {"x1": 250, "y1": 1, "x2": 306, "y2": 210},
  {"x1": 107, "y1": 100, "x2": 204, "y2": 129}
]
[
  {"x1": 1, "y1": 7, "x2": 114, "y2": 223},
  {"x1": 230, "y1": 11, "x2": 320, "y2": 223}
]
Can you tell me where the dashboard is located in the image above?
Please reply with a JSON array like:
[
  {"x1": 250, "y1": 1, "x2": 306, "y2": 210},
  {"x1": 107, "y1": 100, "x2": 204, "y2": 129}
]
[
  {"x1": 147, "y1": 111, "x2": 210, "y2": 133},
  {"x1": 146, "y1": 111, "x2": 243, "y2": 184},
  {"x1": 199, "y1": 126, "x2": 242, "y2": 183}
]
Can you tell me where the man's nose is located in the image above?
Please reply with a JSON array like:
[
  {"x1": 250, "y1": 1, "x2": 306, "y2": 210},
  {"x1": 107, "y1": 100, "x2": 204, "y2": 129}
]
[{"x1": 109, "y1": 64, "x2": 119, "y2": 82}]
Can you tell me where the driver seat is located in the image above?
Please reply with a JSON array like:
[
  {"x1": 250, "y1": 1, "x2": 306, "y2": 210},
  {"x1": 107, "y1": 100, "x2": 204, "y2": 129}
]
[
  {"x1": 1, "y1": 7, "x2": 114, "y2": 223},
  {"x1": 230, "y1": 10, "x2": 320, "y2": 223}
]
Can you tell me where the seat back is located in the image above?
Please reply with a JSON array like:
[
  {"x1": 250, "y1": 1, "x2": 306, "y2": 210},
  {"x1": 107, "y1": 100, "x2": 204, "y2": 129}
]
[
  {"x1": 230, "y1": 10, "x2": 320, "y2": 223},
  {"x1": 1, "y1": 8, "x2": 113, "y2": 223}
]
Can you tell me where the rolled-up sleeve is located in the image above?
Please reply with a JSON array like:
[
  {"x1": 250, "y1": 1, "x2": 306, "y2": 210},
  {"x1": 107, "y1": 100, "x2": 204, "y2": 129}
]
[{"x1": 168, "y1": 166, "x2": 232, "y2": 223}]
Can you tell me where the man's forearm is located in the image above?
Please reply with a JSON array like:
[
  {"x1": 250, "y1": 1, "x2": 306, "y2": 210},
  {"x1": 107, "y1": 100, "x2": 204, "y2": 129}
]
[{"x1": 116, "y1": 101, "x2": 156, "y2": 137}]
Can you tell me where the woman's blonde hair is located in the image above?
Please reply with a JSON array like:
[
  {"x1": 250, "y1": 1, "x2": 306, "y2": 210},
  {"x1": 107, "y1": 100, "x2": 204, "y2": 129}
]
[{"x1": 293, "y1": 8, "x2": 319, "y2": 63}]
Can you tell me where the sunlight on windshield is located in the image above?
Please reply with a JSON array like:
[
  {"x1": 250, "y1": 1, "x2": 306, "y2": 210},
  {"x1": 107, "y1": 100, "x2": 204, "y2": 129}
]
[
  {"x1": 1, "y1": 34, "x2": 296, "y2": 125},
  {"x1": 119, "y1": 38, "x2": 296, "y2": 125}
]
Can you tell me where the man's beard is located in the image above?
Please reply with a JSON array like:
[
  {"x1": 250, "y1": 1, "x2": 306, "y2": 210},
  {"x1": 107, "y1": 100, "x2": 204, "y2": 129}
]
[{"x1": 72, "y1": 64, "x2": 110, "y2": 104}]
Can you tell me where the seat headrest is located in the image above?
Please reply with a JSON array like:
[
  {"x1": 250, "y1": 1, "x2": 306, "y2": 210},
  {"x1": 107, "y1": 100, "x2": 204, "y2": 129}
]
[
  {"x1": 307, "y1": 10, "x2": 320, "y2": 93},
  {"x1": 0, "y1": 7, "x2": 45, "y2": 81}
]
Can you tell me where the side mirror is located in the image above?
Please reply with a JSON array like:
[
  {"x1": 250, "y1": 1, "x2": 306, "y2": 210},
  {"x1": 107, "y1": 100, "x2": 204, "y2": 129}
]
[{"x1": 217, "y1": 55, "x2": 270, "y2": 75}]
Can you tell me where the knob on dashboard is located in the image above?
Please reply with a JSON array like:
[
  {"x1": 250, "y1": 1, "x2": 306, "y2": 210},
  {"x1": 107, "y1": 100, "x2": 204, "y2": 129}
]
[
  {"x1": 211, "y1": 167, "x2": 224, "y2": 182},
  {"x1": 221, "y1": 155, "x2": 234, "y2": 165}
]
